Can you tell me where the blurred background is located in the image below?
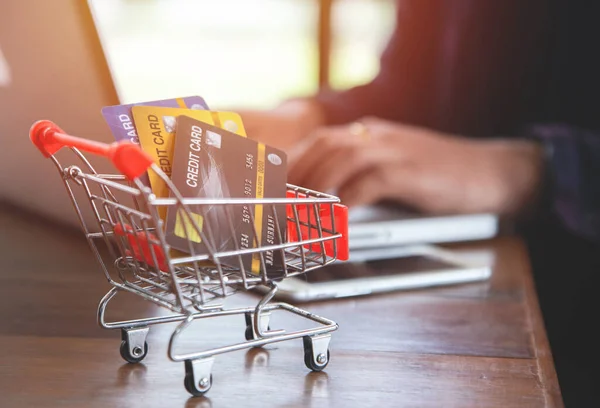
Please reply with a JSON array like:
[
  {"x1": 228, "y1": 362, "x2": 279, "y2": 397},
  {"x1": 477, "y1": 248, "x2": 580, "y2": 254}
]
[{"x1": 89, "y1": 0, "x2": 395, "y2": 108}]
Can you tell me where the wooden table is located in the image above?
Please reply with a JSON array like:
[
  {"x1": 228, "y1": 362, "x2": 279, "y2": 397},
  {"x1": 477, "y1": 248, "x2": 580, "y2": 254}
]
[{"x1": 0, "y1": 205, "x2": 563, "y2": 407}]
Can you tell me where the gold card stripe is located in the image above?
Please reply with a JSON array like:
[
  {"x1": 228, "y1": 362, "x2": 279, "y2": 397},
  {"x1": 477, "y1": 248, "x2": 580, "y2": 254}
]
[{"x1": 251, "y1": 143, "x2": 266, "y2": 274}]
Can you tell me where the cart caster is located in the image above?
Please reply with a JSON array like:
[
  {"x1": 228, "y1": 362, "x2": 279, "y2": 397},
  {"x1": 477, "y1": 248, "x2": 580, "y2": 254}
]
[
  {"x1": 120, "y1": 327, "x2": 149, "y2": 364},
  {"x1": 303, "y1": 334, "x2": 331, "y2": 372},
  {"x1": 184, "y1": 358, "x2": 214, "y2": 397},
  {"x1": 244, "y1": 312, "x2": 271, "y2": 341}
]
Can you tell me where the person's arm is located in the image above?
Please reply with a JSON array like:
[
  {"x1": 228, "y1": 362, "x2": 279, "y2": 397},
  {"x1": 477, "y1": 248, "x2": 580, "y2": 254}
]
[
  {"x1": 315, "y1": 0, "x2": 549, "y2": 135},
  {"x1": 526, "y1": 125, "x2": 600, "y2": 242}
]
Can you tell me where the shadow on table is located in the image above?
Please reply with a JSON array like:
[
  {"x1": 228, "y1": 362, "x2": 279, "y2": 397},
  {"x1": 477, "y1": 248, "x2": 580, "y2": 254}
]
[
  {"x1": 185, "y1": 396, "x2": 213, "y2": 408},
  {"x1": 116, "y1": 363, "x2": 147, "y2": 388},
  {"x1": 245, "y1": 347, "x2": 271, "y2": 372}
]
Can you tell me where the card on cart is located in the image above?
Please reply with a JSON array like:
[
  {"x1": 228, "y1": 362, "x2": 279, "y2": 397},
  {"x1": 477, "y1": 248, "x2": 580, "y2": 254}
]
[
  {"x1": 101, "y1": 96, "x2": 209, "y2": 185},
  {"x1": 101, "y1": 96, "x2": 209, "y2": 145},
  {"x1": 165, "y1": 115, "x2": 287, "y2": 275},
  {"x1": 131, "y1": 106, "x2": 246, "y2": 221}
]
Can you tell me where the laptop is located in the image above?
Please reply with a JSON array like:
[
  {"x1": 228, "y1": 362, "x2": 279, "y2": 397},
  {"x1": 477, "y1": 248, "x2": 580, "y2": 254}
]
[
  {"x1": 0, "y1": 0, "x2": 497, "y2": 251},
  {"x1": 0, "y1": 0, "x2": 119, "y2": 227},
  {"x1": 348, "y1": 205, "x2": 497, "y2": 250}
]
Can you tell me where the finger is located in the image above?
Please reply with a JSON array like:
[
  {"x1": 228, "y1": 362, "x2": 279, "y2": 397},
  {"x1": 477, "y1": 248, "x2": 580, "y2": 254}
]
[
  {"x1": 287, "y1": 126, "x2": 354, "y2": 186},
  {"x1": 339, "y1": 160, "x2": 436, "y2": 211},
  {"x1": 301, "y1": 144, "x2": 383, "y2": 193}
]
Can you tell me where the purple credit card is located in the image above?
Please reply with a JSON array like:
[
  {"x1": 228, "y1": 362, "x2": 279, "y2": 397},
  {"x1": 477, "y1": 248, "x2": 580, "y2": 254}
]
[{"x1": 101, "y1": 96, "x2": 209, "y2": 145}]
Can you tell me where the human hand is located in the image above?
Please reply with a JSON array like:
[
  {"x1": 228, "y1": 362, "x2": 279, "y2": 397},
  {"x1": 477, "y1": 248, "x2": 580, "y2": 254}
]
[
  {"x1": 288, "y1": 118, "x2": 543, "y2": 216},
  {"x1": 236, "y1": 98, "x2": 325, "y2": 152}
]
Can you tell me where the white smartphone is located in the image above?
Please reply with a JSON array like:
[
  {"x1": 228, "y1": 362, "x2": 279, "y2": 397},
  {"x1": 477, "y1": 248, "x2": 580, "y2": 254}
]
[{"x1": 254, "y1": 245, "x2": 492, "y2": 302}]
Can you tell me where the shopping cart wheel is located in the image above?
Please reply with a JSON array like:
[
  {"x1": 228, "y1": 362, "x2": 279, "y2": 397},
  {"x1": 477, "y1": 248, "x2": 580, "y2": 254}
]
[
  {"x1": 119, "y1": 340, "x2": 148, "y2": 364},
  {"x1": 244, "y1": 325, "x2": 273, "y2": 341},
  {"x1": 120, "y1": 327, "x2": 149, "y2": 364},
  {"x1": 303, "y1": 334, "x2": 331, "y2": 372},
  {"x1": 184, "y1": 359, "x2": 214, "y2": 397},
  {"x1": 244, "y1": 312, "x2": 271, "y2": 341}
]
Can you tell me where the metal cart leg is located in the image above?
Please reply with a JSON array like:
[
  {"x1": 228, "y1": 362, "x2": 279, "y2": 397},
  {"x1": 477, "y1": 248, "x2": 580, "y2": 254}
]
[
  {"x1": 250, "y1": 284, "x2": 285, "y2": 338},
  {"x1": 97, "y1": 287, "x2": 120, "y2": 328}
]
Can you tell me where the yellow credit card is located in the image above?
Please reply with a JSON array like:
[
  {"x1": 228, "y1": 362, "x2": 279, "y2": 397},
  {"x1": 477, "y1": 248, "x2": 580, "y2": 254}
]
[{"x1": 131, "y1": 106, "x2": 246, "y2": 221}]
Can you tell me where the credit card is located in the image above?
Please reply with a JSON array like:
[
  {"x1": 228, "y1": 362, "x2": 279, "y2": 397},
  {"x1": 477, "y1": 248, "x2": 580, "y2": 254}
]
[
  {"x1": 131, "y1": 106, "x2": 246, "y2": 221},
  {"x1": 101, "y1": 96, "x2": 209, "y2": 145},
  {"x1": 165, "y1": 115, "x2": 287, "y2": 275},
  {"x1": 101, "y1": 96, "x2": 209, "y2": 185}
]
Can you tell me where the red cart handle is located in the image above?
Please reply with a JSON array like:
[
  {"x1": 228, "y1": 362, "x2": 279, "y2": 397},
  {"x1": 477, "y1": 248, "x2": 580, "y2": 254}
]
[{"x1": 29, "y1": 120, "x2": 153, "y2": 180}]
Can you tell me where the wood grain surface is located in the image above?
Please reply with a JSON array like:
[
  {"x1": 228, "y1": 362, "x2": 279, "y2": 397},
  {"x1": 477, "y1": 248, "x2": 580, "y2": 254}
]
[{"x1": 0, "y1": 204, "x2": 563, "y2": 407}]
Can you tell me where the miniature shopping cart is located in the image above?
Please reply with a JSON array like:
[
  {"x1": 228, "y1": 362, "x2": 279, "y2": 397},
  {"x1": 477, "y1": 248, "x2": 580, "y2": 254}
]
[{"x1": 30, "y1": 120, "x2": 349, "y2": 397}]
